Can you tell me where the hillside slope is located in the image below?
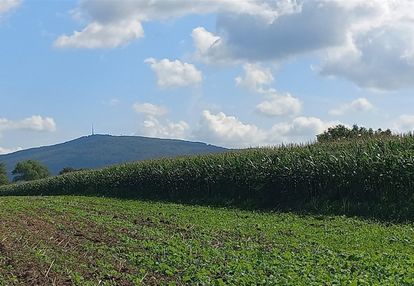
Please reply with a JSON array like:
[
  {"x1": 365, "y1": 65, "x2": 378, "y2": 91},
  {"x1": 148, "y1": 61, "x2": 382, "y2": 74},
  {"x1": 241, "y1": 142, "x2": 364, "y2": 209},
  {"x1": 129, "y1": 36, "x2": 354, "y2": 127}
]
[{"x1": 0, "y1": 134, "x2": 226, "y2": 177}]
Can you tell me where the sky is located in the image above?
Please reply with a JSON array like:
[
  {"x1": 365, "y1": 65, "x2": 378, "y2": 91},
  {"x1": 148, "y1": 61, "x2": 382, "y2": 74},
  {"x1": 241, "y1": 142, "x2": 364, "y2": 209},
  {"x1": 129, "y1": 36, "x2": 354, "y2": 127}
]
[{"x1": 1, "y1": 0, "x2": 414, "y2": 152}]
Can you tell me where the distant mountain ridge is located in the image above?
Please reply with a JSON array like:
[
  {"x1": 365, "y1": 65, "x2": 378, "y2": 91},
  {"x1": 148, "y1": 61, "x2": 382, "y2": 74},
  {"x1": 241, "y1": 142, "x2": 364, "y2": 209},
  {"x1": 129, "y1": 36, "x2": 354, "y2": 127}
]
[{"x1": 0, "y1": 135, "x2": 227, "y2": 178}]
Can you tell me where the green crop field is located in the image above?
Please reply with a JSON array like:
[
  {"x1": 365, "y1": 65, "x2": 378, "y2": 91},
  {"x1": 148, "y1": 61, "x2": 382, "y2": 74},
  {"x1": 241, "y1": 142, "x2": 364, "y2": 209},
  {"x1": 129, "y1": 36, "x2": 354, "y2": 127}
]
[
  {"x1": 0, "y1": 196, "x2": 413, "y2": 285},
  {"x1": 2, "y1": 137, "x2": 414, "y2": 221},
  {"x1": 2, "y1": 137, "x2": 414, "y2": 285}
]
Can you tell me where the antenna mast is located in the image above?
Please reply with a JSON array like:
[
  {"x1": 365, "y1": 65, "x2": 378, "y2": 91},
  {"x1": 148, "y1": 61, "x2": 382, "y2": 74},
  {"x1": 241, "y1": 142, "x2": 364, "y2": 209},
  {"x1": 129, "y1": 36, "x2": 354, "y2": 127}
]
[{"x1": 91, "y1": 124, "x2": 95, "y2": 136}]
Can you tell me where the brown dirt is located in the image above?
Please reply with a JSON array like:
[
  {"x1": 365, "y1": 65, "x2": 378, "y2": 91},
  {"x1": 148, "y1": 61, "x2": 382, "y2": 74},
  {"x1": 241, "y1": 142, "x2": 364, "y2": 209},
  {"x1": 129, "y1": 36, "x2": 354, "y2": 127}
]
[{"x1": 0, "y1": 212, "x2": 135, "y2": 286}]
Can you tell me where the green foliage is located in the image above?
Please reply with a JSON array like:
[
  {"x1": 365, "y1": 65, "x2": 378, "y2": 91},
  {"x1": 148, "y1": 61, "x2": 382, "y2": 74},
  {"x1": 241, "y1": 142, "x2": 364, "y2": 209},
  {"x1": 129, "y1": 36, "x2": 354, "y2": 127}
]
[
  {"x1": 2, "y1": 136, "x2": 414, "y2": 220},
  {"x1": 317, "y1": 124, "x2": 395, "y2": 142},
  {"x1": 0, "y1": 163, "x2": 8, "y2": 186},
  {"x1": 12, "y1": 160, "x2": 50, "y2": 182},
  {"x1": 58, "y1": 167, "x2": 86, "y2": 175},
  {"x1": 0, "y1": 196, "x2": 413, "y2": 284}
]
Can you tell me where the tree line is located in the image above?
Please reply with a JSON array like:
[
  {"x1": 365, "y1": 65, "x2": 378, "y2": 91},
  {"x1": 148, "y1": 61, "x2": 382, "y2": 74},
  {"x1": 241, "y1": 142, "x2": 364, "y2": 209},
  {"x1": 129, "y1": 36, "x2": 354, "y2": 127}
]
[
  {"x1": 0, "y1": 160, "x2": 85, "y2": 186},
  {"x1": 317, "y1": 124, "x2": 397, "y2": 142}
]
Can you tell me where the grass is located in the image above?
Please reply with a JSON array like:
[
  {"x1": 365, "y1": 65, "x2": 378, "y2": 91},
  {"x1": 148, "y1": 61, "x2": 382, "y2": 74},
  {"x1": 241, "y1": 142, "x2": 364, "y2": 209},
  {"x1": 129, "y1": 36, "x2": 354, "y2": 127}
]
[{"x1": 0, "y1": 196, "x2": 413, "y2": 285}]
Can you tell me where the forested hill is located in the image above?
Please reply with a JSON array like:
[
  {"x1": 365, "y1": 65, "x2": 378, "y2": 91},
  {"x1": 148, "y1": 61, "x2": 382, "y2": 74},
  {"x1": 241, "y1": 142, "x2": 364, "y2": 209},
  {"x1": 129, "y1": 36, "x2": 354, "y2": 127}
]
[{"x1": 0, "y1": 135, "x2": 227, "y2": 177}]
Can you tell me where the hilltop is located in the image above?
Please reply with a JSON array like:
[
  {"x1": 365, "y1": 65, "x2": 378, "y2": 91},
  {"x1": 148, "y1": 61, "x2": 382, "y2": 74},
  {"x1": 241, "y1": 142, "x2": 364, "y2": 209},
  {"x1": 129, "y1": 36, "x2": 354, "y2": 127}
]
[{"x1": 0, "y1": 135, "x2": 226, "y2": 177}]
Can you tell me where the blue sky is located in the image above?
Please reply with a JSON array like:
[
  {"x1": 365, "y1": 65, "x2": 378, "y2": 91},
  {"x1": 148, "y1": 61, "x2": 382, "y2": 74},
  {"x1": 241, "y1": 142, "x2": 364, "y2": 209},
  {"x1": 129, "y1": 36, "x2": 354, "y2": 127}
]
[{"x1": 1, "y1": 0, "x2": 414, "y2": 152}]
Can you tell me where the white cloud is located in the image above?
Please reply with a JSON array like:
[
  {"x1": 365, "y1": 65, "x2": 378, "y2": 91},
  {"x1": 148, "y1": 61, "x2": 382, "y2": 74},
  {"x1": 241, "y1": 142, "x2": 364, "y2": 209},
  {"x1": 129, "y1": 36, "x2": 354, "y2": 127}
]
[
  {"x1": 0, "y1": 0, "x2": 20, "y2": 15},
  {"x1": 134, "y1": 107, "x2": 335, "y2": 147},
  {"x1": 319, "y1": 24, "x2": 414, "y2": 90},
  {"x1": 140, "y1": 116, "x2": 189, "y2": 140},
  {"x1": 235, "y1": 63, "x2": 273, "y2": 91},
  {"x1": 191, "y1": 27, "x2": 231, "y2": 64},
  {"x1": 77, "y1": 0, "x2": 288, "y2": 24},
  {"x1": 234, "y1": 64, "x2": 302, "y2": 117},
  {"x1": 0, "y1": 146, "x2": 22, "y2": 155},
  {"x1": 55, "y1": 0, "x2": 297, "y2": 49},
  {"x1": 316, "y1": 1, "x2": 414, "y2": 90},
  {"x1": 134, "y1": 101, "x2": 188, "y2": 139},
  {"x1": 189, "y1": 0, "x2": 414, "y2": 90},
  {"x1": 192, "y1": 27, "x2": 220, "y2": 57},
  {"x1": 145, "y1": 58, "x2": 202, "y2": 88},
  {"x1": 256, "y1": 91, "x2": 302, "y2": 117},
  {"x1": 0, "y1": 116, "x2": 56, "y2": 132},
  {"x1": 133, "y1": 102, "x2": 168, "y2": 117},
  {"x1": 195, "y1": 110, "x2": 337, "y2": 147},
  {"x1": 329, "y1": 97, "x2": 374, "y2": 116},
  {"x1": 195, "y1": 110, "x2": 267, "y2": 148},
  {"x1": 0, "y1": 116, "x2": 55, "y2": 155},
  {"x1": 235, "y1": 63, "x2": 302, "y2": 117},
  {"x1": 54, "y1": 19, "x2": 143, "y2": 49},
  {"x1": 55, "y1": 0, "x2": 414, "y2": 89},
  {"x1": 392, "y1": 115, "x2": 414, "y2": 133},
  {"x1": 193, "y1": 1, "x2": 349, "y2": 63},
  {"x1": 269, "y1": 116, "x2": 339, "y2": 143}
]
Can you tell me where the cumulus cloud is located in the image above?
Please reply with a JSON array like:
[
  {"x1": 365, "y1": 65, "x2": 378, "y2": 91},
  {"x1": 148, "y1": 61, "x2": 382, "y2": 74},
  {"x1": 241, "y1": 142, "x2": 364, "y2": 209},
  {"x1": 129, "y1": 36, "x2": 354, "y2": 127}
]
[
  {"x1": 190, "y1": 0, "x2": 414, "y2": 90},
  {"x1": 55, "y1": 0, "x2": 297, "y2": 49},
  {"x1": 140, "y1": 116, "x2": 190, "y2": 140},
  {"x1": 194, "y1": 1, "x2": 350, "y2": 63},
  {"x1": 133, "y1": 102, "x2": 168, "y2": 117},
  {"x1": 195, "y1": 110, "x2": 337, "y2": 147},
  {"x1": 319, "y1": 26, "x2": 414, "y2": 90},
  {"x1": 329, "y1": 98, "x2": 374, "y2": 116},
  {"x1": 195, "y1": 110, "x2": 267, "y2": 147},
  {"x1": 0, "y1": 116, "x2": 56, "y2": 132},
  {"x1": 55, "y1": 0, "x2": 414, "y2": 89},
  {"x1": 54, "y1": 19, "x2": 143, "y2": 49},
  {"x1": 318, "y1": 1, "x2": 414, "y2": 90},
  {"x1": 145, "y1": 58, "x2": 202, "y2": 88},
  {"x1": 256, "y1": 90, "x2": 302, "y2": 117},
  {"x1": 269, "y1": 116, "x2": 340, "y2": 143},
  {"x1": 235, "y1": 63, "x2": 273, "y2": 91},
  {"x1": 133, "y1": 101, "x2": 188, "y2": 139},
  {"x1": 235, "y1": 64, "x2": 302, "y2": 117},
  {"x1": 133, "y1": 106, "x2": 335, "y2": 147},
  {"x1": 76, "y1": 0, "x2": 288, "y2": 24},
  {"x1": 191, "y1": 27, "x2": 231, "y2": 64},
  {"x1": 0, "y1": 116, "x2": 55, "y2": 155},
  {"x1": 0, "y1": 0, "x2": 20, "y2": 15},
  {"x1": 392, "y1": 115, "x2": 414, "y2": 133},
  {"x1": 0, "y1": 146, "x2": 22, "y2": 155}
]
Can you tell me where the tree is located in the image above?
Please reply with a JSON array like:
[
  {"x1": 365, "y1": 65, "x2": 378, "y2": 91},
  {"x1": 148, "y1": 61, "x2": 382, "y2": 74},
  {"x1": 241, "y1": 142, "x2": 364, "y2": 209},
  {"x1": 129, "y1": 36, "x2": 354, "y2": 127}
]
[
  {"x1": 12, "y1": 160, "x2": 50, "y2": 182},
  {"x1": 0, "y1": 163, "x2": 8, "y2": 186},
  {"x1": 317, "y1": 124, "x2": 394, "y2": 143}
]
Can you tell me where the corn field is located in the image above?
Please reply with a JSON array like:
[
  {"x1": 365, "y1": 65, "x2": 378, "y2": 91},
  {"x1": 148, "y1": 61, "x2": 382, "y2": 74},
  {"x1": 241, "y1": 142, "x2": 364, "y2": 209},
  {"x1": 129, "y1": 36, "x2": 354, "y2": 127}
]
[{"x1": 1, "y1": 137, "x2": 414, "y2": 220}]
